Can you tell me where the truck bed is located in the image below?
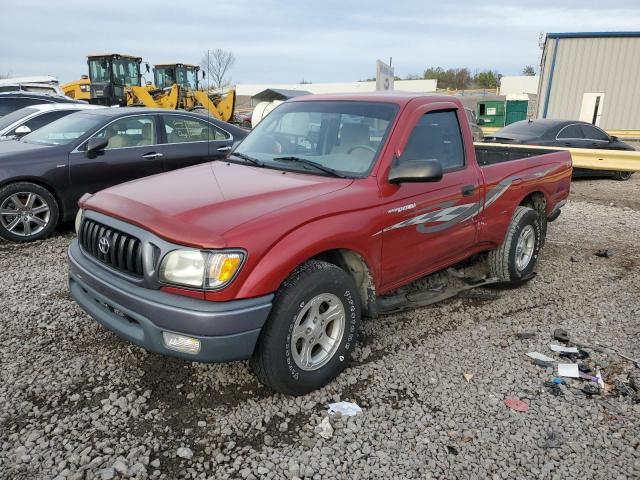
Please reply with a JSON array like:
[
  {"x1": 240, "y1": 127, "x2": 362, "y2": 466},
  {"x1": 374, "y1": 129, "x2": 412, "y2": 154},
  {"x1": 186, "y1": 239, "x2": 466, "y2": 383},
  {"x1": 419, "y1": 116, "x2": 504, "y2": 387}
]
[{"x1": 475, "y1": 144, "x2": 561, "y2": 167}]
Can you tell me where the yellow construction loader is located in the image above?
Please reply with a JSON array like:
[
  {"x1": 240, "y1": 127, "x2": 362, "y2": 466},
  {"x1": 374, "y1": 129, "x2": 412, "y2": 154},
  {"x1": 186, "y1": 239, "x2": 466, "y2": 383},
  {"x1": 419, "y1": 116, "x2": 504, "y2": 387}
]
[
  {"x1": 61, "y1": 75, "x2": 91, "y2": 100},
  {"x1": 63, "y1": 54, "x2": 235, "y2": 122}
]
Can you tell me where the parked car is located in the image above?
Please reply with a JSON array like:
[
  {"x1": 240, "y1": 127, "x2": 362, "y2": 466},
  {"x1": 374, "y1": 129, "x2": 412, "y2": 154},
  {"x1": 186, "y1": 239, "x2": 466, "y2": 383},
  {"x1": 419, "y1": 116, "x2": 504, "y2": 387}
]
[
  {"x1": 485, "y1": 119, "x2": 635, "y2": 180},
  {"x1": 0, "y1": 91, "x2": 84, "y2": 118},
  {"x1": 0, "y1": 107, "x2": 247, "y2": 242},
  {"x1": 68, "y1": 93, "x2": 572, "y2": 395},
  {"x1": 0, "y1": 103, "x2": 105, "y2": 141},
  {"x1": 0, "y1": 75, "x2": 65, "y2": 96},
  {"x1": 464, "y1": 107, "x2": 484, "y2": 142}
]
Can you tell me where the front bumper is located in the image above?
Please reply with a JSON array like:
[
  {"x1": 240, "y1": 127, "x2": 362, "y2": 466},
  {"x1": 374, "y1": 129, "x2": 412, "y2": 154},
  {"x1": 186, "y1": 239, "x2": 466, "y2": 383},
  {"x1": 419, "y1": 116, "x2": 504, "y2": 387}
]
[{"x1": 68, "y1": 240, "x2": 273, "y2": 362}]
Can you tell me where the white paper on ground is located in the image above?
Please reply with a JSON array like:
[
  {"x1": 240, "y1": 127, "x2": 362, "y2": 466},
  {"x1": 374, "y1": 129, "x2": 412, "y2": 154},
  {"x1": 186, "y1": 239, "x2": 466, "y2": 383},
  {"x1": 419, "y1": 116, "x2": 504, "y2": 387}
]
[
  {"x1": 558, "y1": 363, "x2": 580, "y2": 378},
  {"x1": 328, "y1": 401, "x2": 363, "y2": 417},
  {"x1": 527, "y1": 352, "x2": 554, "y2": 363},
  {"x1": 549, "y1": 344, "x2": 579, "y2": 353}
]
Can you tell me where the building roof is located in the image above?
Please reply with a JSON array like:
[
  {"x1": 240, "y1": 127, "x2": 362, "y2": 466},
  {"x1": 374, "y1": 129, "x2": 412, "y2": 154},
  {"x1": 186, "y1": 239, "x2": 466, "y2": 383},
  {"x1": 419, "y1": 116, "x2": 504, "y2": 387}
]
[
  {"x1": 547, "y1": 31, "x2": 640, "y2": 39},
  {"x1": 253, "y1": 88, "x2": 312, "y2": 101}
]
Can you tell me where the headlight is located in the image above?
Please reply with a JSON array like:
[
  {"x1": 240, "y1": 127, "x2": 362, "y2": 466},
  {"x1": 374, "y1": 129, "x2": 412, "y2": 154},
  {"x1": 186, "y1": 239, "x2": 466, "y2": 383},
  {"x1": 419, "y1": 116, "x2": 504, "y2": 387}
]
[
  {"x1": 74, "y1": 209, "x2": 84, "y2": 234},
  {"x1": 159, "y1": 250, "x2": 244, "y2": 289}
]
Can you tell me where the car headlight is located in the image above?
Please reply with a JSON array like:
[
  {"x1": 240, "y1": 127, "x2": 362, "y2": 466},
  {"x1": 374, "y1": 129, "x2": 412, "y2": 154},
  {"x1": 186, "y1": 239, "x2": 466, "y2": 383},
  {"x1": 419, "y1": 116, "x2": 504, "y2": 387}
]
[
  {"x1": 74, "y1": 209, "x2": 84, "y2": 234},
  {"x1": 159, "y1": 250, "x2": 244, "y2": 289}
]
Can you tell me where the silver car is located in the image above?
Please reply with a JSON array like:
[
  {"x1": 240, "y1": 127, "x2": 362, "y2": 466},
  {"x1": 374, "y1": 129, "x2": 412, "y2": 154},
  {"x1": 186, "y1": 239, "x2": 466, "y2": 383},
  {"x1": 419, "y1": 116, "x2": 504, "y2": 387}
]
[{"x1": 0, "y1": 103, "x2": 104, "y2": 141}]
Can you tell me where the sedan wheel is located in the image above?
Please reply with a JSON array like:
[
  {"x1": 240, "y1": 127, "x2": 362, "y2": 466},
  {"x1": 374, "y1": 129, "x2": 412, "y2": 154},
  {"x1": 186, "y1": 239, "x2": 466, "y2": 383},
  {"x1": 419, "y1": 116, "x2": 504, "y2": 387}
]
[{"x1": 0, "y1": 182, "x2": 59, "y2": 243}]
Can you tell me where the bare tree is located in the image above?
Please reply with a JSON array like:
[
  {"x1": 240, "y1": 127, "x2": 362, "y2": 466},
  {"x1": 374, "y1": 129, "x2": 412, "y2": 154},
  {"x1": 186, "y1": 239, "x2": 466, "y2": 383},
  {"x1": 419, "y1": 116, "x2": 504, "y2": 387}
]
[{"x1": 200, "y1": 49, "x2": 236, "y2": 90}]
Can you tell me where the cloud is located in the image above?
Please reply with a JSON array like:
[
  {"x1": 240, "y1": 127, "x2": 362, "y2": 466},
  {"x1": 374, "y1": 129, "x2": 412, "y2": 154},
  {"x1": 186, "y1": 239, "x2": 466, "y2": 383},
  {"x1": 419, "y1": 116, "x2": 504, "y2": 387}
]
[{"x1": 0, "y1": 0, "x2": 638, "y2": 83}]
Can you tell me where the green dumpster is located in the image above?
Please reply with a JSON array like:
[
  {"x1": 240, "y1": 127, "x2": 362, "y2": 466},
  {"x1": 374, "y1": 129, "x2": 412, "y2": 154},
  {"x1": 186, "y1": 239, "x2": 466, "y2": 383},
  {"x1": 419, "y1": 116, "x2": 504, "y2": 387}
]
[
  {"x1": 505, "y1": 100, "x2": 528, "y2": 125},
  {"x1": 477, "y1": 101, "x2": 505, "y2": 127}
]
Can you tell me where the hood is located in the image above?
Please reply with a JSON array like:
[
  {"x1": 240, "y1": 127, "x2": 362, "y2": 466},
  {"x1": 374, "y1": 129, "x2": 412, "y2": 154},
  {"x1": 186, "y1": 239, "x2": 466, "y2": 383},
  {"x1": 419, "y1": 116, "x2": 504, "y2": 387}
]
[
  {"x1": 83, "y1": 161, "x2": 353, "y2": 248},
  {"x1": 0, "y1": 139, "x2": 52, "y2": 157}
]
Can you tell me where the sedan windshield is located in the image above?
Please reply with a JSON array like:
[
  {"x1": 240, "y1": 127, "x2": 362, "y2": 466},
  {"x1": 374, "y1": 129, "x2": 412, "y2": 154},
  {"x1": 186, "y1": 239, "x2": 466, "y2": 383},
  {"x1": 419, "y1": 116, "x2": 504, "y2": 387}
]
[
  {"x1": 0, "y1": 107, "x2": 38, "y2": 132},
  {"x1": 233, "y1": 101, "x2": 399, "y2": 177},
  {"x1": 21, "y1": 113, "x2": 104, "y2": 146}
]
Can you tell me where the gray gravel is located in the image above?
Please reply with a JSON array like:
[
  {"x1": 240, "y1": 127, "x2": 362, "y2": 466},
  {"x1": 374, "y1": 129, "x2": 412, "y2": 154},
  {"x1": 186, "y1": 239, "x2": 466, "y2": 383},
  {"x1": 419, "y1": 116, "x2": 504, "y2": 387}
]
[{"x1": 1, "y1": 176, "x2": 639, "y2": 479}]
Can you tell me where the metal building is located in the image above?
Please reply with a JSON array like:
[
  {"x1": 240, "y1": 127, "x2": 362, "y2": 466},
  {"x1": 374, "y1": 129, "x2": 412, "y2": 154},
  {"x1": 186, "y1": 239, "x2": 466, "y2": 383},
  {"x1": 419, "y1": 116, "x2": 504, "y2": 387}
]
[{"x1": 537, "y1": 32, "x2": 640, "y2": 129}]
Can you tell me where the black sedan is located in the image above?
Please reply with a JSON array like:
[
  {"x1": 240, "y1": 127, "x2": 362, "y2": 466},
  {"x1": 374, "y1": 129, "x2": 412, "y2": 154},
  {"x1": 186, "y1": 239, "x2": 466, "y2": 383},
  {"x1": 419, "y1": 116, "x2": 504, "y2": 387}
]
[
  {"x1": 485, "y1": 119, "x2": 635, "y2": 181},
  {"x1": 0, "y1": 107, "x2": 247, "y2": 242}
]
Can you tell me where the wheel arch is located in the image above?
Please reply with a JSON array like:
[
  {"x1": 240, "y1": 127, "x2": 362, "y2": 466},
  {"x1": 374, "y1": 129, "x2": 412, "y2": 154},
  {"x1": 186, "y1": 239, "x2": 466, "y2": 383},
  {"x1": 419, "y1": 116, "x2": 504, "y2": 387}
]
[{"x1": 518, "y1": 190, "x2": 547, "y2": 216}]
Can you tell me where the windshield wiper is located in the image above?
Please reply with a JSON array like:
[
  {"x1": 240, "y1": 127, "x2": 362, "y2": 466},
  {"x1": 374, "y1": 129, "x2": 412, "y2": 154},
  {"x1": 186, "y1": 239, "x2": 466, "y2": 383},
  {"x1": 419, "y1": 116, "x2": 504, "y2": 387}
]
[
  {"x1": 272, "y1": 156, "x2": 347, "y2": 178},
  {"x1": 228, "y1": 152, "x2": 264, "y2": 167}
]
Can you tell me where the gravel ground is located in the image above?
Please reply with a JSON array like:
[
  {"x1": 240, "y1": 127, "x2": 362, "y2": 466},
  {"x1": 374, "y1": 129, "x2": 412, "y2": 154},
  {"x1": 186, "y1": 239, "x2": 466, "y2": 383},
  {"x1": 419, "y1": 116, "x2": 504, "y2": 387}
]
[{"x1": 1, "y1": 176, "x2": 639, "y2": 480}]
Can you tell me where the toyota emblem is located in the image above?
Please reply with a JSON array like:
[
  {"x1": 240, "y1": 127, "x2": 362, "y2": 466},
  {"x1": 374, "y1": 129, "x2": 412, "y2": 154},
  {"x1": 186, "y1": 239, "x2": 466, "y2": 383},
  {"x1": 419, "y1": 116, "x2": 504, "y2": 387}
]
[{"x1": 98, "y1": 236, "x2": 111, "y2": 255}]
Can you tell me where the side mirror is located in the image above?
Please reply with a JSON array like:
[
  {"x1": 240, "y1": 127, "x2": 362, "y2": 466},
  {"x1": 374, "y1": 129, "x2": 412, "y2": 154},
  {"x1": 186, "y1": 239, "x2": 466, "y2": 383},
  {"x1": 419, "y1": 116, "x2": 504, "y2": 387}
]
[
  {"x1": 388, "y1": 159, "x2": 443, "y2": 184},
  {"x1": 610, "y1": 135, "x2": 618, "y2": 142},
  {"x1": 86, "y1": 137, "x2": 108, "y2": 158},
  {"x1": 14, "y1": 125, "x2": 31, "y2": 137}
]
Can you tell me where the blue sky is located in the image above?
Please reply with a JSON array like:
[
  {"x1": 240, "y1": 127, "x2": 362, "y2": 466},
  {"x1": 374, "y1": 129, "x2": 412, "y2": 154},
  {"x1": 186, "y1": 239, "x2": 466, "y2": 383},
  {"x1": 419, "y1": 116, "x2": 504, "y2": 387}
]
[{"x1": 1, "y1": 0, "x2": 639, "y2": 84}]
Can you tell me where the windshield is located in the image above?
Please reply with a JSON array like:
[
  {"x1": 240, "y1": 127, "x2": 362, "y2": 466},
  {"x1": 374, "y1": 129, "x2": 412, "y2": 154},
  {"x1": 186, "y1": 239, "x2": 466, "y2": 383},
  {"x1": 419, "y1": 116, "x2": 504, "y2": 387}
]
[
  {"x1": 176, "y1": 68, "x2": 198, "y2": 90},
  {"x1": 21, "y1": 113, "x2": 104, "y2": 146},
  {"x1": 0, "y1": 107, "x2": 38, "y2": 131},
  {"x1": 155, "y1": 68, "x2": 174, "y2": 90},
  {"x1": 234, "y1": 101, "x2": 398, "y2": 177},
  {"x1": 89, "y1": 59, "x2": 110, "y2": 83}
]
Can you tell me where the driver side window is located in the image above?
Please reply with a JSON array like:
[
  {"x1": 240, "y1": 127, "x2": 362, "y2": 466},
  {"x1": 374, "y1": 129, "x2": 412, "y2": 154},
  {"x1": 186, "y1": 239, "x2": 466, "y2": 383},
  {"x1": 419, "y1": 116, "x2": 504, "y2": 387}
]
[
  {"x1": 399, "y1": 110, "x2": 465, "y2": 170},
  {"x1": 93, "y1": 115, "x2": 157, "y2": 149}
]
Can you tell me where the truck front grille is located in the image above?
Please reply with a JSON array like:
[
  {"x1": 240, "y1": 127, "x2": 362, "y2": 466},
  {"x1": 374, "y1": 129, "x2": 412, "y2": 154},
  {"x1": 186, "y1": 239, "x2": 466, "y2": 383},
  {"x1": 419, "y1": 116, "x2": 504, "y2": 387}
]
[{"x1": 79, "y1": 219, "x2": 143, "y2": 277}]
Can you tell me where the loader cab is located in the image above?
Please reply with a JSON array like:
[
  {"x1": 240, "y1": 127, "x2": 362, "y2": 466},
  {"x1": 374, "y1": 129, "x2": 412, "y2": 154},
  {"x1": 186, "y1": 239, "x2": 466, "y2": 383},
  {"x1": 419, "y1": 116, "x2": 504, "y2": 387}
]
[
  {"x1": 154, "y1": 64, "x2": 200, "y2": 91},
  {"x1": 87, "y1": 54, "x2": 143, "y2": 106}
]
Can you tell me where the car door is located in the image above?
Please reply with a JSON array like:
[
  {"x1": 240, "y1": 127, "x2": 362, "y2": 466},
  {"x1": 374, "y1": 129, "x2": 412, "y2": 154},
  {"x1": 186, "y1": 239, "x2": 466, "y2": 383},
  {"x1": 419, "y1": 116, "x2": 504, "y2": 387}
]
[
  {"x1": 68, "y1": 114, "x2": 166, "y2": 198},
  {"x1": 159, "y1": 114, "x2": 234, "y2": 171},
  {"x1": 380, "y1": 108, "x2": 482, "y2": 288},
  {"x1": 555, "y1": 124, "x2": 591, "y2": 148}
]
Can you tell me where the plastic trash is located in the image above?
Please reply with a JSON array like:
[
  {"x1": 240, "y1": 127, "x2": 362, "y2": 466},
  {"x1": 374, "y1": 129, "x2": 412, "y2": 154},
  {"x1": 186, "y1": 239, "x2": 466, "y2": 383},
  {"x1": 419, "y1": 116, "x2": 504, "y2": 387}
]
[
  {"x1": 527, "y1": 352, "x2": 554, "y2": 367},
  {"x1": 315, "y1": 416, "x2": 333, "y2": 439},
  {"x1": 504, "y1": 397, "x2": 529, "y2": 412},
  {"x1": 463, "y1": 372, "x2": 474, "y2": 382},
  {"x1": 557, "y1": 363, "x2": 580, "y2": 378},
  {"x1": 549, "y1": 344, "x2": 579, "y2": 354},
  {"x1": 327, "y1": 401, "x2": 362, "y2": 417}
]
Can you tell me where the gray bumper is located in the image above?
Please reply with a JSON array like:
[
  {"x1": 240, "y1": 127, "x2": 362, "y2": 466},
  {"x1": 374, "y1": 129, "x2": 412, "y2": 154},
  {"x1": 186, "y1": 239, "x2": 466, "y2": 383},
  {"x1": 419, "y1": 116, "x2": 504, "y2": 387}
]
[{"x1": 68, "y1": 240, "x2": 273, "y2": 362}]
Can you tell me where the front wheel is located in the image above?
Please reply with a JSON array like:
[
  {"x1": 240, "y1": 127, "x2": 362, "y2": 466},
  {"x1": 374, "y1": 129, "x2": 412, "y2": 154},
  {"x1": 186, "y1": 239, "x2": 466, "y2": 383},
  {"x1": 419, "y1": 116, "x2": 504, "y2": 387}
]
[
  {"x1": 488, "y1": 206, "x2": 541, "y2": 284},
  {"x1": 250, "y1": 260, "x2": 361, "y2": 395},
  {"x1": 0, "y1": 182, "x2": 59, "y2": 243}
]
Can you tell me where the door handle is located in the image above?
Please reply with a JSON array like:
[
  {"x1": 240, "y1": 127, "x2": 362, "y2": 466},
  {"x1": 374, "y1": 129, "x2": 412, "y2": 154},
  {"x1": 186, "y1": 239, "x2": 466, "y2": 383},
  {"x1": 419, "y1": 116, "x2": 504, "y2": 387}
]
[
  {"x1": 142, "y1": 152, "x2": 163, "y2": 160},
  {"x1": 461, "y1": 185, "x2": 475, "y2": 197},
  {"x1": 216, "y1": 145, "x2": 232, "y2": 152}
]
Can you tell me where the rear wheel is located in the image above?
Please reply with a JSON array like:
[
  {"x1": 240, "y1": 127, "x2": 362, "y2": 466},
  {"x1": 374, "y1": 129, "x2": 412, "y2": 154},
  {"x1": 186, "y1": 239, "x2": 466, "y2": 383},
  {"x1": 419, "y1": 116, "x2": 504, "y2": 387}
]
[
  {"x1": 488, "y1": 206, "x2": 541, "y2": 284},
  {"x1": 250, "y1": 260, "x2": 360, "y2": 395},
  {"x1": 0, "y1": 182, "x2": 59, "y2": 243},
  {"x1": 612, "y1": 171, "x2": 633, "y2": 181}
]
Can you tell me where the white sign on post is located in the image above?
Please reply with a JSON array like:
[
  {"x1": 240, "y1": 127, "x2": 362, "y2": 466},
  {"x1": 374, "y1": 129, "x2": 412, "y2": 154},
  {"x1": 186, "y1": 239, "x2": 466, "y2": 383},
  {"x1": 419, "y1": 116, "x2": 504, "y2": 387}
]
[{"x1": 376, "y1": 60, "x2": 394, "y2": 91}]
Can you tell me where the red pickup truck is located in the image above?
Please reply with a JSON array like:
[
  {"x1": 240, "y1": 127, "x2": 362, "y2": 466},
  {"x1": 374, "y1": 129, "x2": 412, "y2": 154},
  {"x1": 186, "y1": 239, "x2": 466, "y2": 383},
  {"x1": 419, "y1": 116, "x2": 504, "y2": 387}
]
[{"x1": 68, "y1": 93, "x2": 571, "y2": 395}]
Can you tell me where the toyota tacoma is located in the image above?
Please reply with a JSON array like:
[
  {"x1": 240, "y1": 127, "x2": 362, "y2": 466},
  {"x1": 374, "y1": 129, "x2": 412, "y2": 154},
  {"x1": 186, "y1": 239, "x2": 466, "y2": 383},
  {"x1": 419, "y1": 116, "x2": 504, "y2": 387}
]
[{"x1": 68, "y1": 93, "x2": 572, "y2": 395}]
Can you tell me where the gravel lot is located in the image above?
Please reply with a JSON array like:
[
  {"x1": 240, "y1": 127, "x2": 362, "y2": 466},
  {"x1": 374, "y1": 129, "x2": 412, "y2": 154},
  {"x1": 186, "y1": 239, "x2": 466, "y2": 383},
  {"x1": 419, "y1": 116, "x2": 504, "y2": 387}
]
[{"x1": 1, "y1": 176, "x2": 639, "y2": 480}]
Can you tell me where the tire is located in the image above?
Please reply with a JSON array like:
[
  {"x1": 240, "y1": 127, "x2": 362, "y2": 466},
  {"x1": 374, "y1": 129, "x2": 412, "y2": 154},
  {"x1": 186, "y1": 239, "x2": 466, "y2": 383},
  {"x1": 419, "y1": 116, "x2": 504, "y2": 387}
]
[
  {"x1": 612, "y1": 171, "x2": 633, "y2": 181},
  {"x1": 0, "y1": 182, "x2": 59, "y2": 243},
  {"x1": 250, "y1": 260, "x2": 361, "y2": 395},
  {"x1": 487, "y1": 206, "x2": 541, "y2": 284}
]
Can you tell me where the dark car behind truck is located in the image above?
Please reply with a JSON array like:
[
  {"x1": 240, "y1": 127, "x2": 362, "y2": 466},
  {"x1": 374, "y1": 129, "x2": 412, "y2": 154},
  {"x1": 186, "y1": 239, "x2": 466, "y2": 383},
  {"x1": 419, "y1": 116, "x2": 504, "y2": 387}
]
[{"x1": 68, "y1": 93, "x2": 571, "y2": 395}]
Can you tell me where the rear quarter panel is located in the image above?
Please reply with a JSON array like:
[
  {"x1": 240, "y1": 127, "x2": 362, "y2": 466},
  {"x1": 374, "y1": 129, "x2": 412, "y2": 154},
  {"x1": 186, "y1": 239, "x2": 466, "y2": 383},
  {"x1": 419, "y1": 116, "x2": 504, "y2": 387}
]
[{"x1": 478, "y1": 150, "x2": 572, "y2": 247}]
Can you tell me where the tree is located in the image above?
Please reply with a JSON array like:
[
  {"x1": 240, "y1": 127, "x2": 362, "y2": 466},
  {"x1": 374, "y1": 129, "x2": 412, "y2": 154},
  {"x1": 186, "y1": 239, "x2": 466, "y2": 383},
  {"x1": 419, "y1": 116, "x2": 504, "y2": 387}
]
[
  {"x1": 522, "y1": 65, "x2": 536, "y2": 76},
  {"x1": 423, "y1": 67, "x2": 472, "y2": 90},
  {"x1": 474, "y1": 70, "x2": 501, "y2": 89},
  {"x1": 200, "y1": 49, "x2": 236, "y2": 90}
]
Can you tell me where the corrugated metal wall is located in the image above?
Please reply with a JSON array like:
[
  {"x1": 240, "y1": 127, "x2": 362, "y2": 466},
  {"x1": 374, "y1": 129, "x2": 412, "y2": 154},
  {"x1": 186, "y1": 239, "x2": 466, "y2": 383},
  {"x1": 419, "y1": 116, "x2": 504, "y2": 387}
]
[{"x1": 537, "y1": 36, "x2": 640, "y2": 129}]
